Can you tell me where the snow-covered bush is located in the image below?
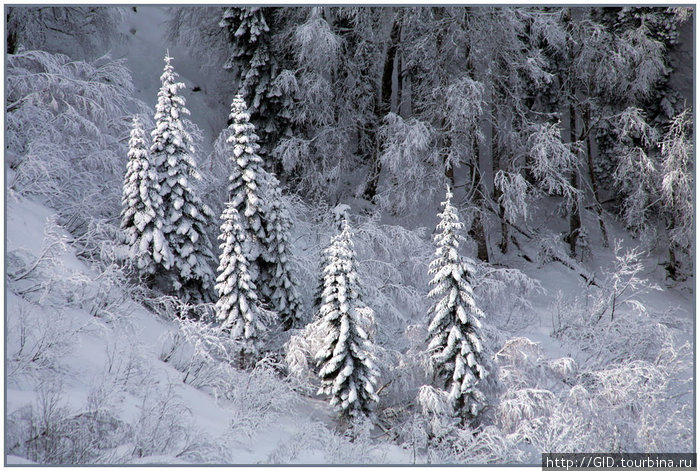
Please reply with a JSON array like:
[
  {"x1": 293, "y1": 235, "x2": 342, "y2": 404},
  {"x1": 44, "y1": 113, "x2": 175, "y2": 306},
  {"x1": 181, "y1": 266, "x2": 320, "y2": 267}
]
[
  {"x1": 129, "y1": 384, "x2": 211, "y2": 462},
  {"x1": 7, "y1": 50, "x2": 148, "y2": 238},
  {"x1": 552, "y1": 242, "x2": 665, "y2": 366},
  {"x1": 473, "y1": 264, "x2": 543, "y2": 331},
  {"x1": 6, "y1": 381, "x2": 113, "y2": 464},
  {"x1": 6, "y1": 7, "x2": 125, "y2": 59},
  {"x1": 6, "y1": 300, "x2": 89, "y2": 382},
  {"x1": 218, "y1": 358, "x2": 299, "y2": 443},
  {"x1": 7, "y1": 217, "x2": 69, "y2": 302},
  {"x1": 160, "y1": 314, "x2": 237, "y2": 388}
]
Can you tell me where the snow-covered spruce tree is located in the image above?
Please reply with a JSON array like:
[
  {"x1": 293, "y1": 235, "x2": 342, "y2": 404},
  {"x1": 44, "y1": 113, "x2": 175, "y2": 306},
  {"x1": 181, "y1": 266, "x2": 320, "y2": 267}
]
[
  {"x1": 215, "y1": 203, "x2": 265, "y2": 367},
  {"x1": 315, "y1": 217, "x2": 379, "y2": 419},
  {"x1": 427, "y1": 186, "x2": 487, "y2": 422},
  {"x1": 259, "y1": 180, "x2": 303, "y2": 330},
  {"x1": 227, "y1": 94, "x2": 302, "y2": 329},
  {"x1": 151, "y1": 53, "x2": 215, "y2": 303},
  {"x1": 120, "y1": 116, "x2": 171, "y2": 276}
]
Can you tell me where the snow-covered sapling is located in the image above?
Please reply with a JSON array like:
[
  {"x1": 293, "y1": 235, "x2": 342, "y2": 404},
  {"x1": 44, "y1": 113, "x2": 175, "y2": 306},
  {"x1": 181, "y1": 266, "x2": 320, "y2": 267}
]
[
  {"x1": 315, "y1": 216, "x2": 379, "y2": 419},
  {"x1": 215, "y1": 203, "x2": 266, "y2": 368},
  {"x1": 120, "y1": 116, "x2": 171, "y2": 277},
  {"x1": 427, "y1": 186, "x2": 487, "y2": 422},
  {"x1": 151, "y1": 53, "x2": 215, "y2": 303}
]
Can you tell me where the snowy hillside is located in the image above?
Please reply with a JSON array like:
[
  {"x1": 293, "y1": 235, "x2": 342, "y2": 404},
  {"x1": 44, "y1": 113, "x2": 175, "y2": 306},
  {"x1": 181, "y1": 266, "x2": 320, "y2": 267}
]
[
  {"x1": 5, "y1": 5, "x2": 695, "y2": 466},
  {"x1": 5, "y1": 188, "x2": 415, "y2": 464}
]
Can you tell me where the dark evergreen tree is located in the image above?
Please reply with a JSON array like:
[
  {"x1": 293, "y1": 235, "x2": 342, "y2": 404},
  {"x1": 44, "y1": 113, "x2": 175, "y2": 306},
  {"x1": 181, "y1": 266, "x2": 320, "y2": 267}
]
[{"x1": 220, "y1": 7, "x2": 290, "y2": 162}]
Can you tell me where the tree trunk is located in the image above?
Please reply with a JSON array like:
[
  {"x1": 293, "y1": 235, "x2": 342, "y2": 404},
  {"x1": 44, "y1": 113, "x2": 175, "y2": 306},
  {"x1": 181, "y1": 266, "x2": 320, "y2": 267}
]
[
  {"x1": 492, "y1": 117, "x2": 508, "y2": 254},
  {"x1": 6, "y1": 11, "x2": 19, "y2": 55},
  {"x1": 563, "y1": 9, "x2": 581, "y2": 258},
  {"x1": 469, "y1": 143, "x2": 489, "y2": 263},
  {"x1": 363, "y1": 12, "x2": 401, "y2": 202},
  {"x1": 583, "y1": 103, "x2": 609, "y2": 247},
  {"x1": 566, "y1": 102, "x2": 581, "y2": 258}
]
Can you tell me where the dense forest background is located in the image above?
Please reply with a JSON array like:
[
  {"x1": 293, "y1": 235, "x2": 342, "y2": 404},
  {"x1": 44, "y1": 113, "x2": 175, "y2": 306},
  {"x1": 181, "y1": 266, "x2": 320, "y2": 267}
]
[{"x1": 5, "y1": 6, "x2": 695, "y2": 465}]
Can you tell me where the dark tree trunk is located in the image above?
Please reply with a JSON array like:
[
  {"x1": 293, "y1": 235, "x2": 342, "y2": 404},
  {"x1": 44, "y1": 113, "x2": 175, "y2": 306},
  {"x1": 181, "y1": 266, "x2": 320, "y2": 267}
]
[
  {"x1": 492, "y1": 114, "x2": 508, "y2": 254},
  {"x1": 563, "y1": 9, "x2": 581, "y2": 258},
  {"x1": 566, "y1": 102, "x2": 581, "y2": 258},
  {"x1": 469, "y1": 143, "x2": 489, "y2": 263},
  {"x1": 583, "y1": 103, "x2": 609, "y2": 247},
  {"x1": 363, "y1": 12, "x2": 401, "y2": 202},
  {"x1": 6, "y1": 11, "x2": 18, "y2": 54}
]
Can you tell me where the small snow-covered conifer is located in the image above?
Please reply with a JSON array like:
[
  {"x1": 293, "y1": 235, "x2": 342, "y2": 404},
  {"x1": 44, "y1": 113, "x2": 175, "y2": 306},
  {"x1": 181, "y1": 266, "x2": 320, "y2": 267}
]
[
  {"x1": 227, "y1": 94, "x2": 302, "y2": 328},
  {"x1": 315, "y1": 217, "x2": 379, "y2": 418},
  {"x1": 427, "y1": 186, "x2": 487, "y2": 421},
  {"x1": 259, "y1": 179, "x2": 303, "y2": 329},
  {"x1": 120, "y1": 116, "x2": 171, "y2": 275},
  {"x1": 151, "y1": 53, "x2": 215, "y2": 302},
  {"x1": 215, "y1": 203, "x2": 265, "y2": 366}
]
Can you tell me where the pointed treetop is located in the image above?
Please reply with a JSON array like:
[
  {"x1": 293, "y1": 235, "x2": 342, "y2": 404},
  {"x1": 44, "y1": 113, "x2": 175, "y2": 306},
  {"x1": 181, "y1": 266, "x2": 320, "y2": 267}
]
[
  {"x1": 230, "y1": 94, "x2": 250, "y2": 119},
  {"x1": 444, "y1": 184, "x2": 454, "y2": 206},
  {"x1": 331, "y1": 203, "x2": 351, "y2": 230}
]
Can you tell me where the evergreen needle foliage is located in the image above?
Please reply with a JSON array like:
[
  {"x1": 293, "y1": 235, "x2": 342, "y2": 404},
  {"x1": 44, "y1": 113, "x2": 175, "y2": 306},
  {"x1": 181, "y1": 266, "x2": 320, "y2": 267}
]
[
  {"x1": 226, "y1": 94, "x2": 302, "y2": 329},
  {"x1": 215, "y1": 203, "x2": 265, "y2": 367}
]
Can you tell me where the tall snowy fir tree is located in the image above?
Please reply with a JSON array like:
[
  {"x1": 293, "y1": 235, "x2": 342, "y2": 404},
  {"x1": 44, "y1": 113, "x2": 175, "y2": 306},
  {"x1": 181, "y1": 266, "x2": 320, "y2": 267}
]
[
  {"x1": 120, "y1": 116, "x2": 171, "y2": 277},
  {"x1": 427, "y1": 187, "x2": 487, "y2": 422},
  {"x1": 215, "y1": 203, "x2": 266, "y2": 368},
  {"x1": 227, "y1": 94, "x2": 302, "y2": 329},
  {"x1": 315, "y1": 217, "x2": 379, "y2": 419},
  {"x1": 151, "y1": 53, "x2": 215, "y2": 303}
]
